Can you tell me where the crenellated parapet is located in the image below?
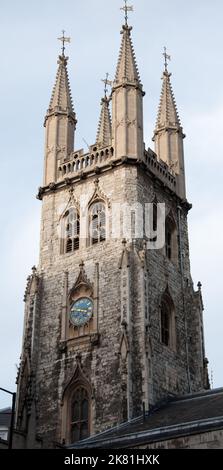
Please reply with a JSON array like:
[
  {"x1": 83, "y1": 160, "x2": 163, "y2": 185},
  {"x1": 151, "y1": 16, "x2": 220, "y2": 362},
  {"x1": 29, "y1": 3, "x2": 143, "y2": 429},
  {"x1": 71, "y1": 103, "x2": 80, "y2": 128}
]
[
  {"x1": 37, "y1": 143, "x2": 190, "y2": 204},
  {"x1": 143, "y1": 148, "x2": 177, "y2": 192},
  {"x1": 58, "y1": 145, "x2": 114, "y2": 179}
]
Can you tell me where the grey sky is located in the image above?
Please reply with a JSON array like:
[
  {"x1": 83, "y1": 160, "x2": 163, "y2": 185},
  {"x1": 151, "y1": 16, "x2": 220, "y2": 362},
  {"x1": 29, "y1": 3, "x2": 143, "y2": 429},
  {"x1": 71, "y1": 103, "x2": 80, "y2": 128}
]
[{"x1": 0, "y1": 0, "x2": 222, "y2": 408}]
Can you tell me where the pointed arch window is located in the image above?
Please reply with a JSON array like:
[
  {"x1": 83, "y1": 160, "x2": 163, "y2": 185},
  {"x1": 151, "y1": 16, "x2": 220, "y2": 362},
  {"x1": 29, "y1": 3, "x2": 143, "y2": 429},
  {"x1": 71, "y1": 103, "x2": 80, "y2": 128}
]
[
  {"x1": 161, "y1": 301, "x2": 171, "y2": 346},
  {"x1": 70, "y1": 387, "x2": 89, "y2": 442},
  {"x1": 62, "y1": 208, "x2": 80, "y2": 254},
  {"x1": 149, "y1": 198, "x2": 158, "y2": 242},
  {"x1": 89, "y1": 201, "x2": 106, "y2": 245},
  {"x1": 160, "y1": 291, "x2": 176, "y2": 350},
  {"x1": 165, "y1": 214, "x2": 178, "y2": 263}
]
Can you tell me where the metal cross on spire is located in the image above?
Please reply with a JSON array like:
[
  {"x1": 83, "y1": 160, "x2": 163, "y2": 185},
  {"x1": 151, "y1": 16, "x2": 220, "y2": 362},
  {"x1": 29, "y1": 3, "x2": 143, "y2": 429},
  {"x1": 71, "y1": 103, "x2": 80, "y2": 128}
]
[
  {"x1": 120, "y1": 0, "x2": 133, "y2": 26},
  {"x1": 57, "y1": 30, "x2": 71, "y2": 56},
  {"x1": 163, "y1": 46, "x2": 171, "y2": 72},
  {"x1": 101, "y1": 73, "x2": 112, "y2": 97}
]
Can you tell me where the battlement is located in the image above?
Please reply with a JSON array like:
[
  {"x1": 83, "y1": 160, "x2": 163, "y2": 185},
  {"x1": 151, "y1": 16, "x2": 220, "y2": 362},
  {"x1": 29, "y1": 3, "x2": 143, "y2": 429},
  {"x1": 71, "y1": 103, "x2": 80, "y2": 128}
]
[
  {"x1": 58, "y1": 145, "x2": 114, "y2": 179},
  {"x1": 143, "y1": 148, "x2": 176, "y2": 192},
  {"x1": 57, "y1": 145, "x2": 177, "y2": 195}
]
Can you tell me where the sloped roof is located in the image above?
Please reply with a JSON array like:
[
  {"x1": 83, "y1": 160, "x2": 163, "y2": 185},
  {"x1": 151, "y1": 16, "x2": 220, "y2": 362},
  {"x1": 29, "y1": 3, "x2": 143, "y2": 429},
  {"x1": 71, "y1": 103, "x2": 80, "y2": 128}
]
[{"x1": 68, "y1": 388, "x2": 223, "y2": 448}]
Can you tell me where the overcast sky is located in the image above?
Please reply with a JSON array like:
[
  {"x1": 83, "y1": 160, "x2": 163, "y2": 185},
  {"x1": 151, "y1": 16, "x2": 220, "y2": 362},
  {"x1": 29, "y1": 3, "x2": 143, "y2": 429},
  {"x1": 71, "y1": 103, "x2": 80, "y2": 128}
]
[{"x1": 0, "y1": 0, "x2": 222, "y2": 408}]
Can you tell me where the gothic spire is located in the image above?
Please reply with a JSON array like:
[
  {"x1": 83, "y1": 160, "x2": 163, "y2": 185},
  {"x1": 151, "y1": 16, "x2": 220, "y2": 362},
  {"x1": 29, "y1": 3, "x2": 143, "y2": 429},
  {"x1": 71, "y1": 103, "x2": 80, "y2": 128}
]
[
  {"x1": 155, "y1": 70, "x2": 181, "y2": 130},
  {"x1": 114, "y1": 0, "x2": 140, "y2": 84},
  {"x1": 154, "y1": 49, "x2": 182, "y2": 132},
  {"x1": 45, "y1": 31, "x2": 75, "y2": 120},
  {"x1": 153, "y1": 49, "x2": 186, "y2": 198},
  {"x1": 96, "y1": 95, "x2": 112, "y2": 148},
  {"x1": 114, "y1": 24, "x2": 141, "y2": 85},
  {"x1": 47, "y1": 54, "x2": 75, "y2": 118}
]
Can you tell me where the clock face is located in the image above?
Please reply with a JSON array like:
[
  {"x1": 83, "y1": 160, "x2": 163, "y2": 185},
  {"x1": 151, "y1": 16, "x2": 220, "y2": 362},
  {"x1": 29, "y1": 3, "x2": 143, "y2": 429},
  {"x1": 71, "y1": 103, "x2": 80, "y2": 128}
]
[{"x1": 70, "y1": 297, "x2": 93, "y2": 327}]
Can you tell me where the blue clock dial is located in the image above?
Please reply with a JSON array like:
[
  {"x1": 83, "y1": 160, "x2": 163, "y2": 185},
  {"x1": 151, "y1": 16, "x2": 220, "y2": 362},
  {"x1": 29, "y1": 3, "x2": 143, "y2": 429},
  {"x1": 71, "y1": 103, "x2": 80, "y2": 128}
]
[{"x1": 70, "y1": 297, "x2": 93, "y2": 327}]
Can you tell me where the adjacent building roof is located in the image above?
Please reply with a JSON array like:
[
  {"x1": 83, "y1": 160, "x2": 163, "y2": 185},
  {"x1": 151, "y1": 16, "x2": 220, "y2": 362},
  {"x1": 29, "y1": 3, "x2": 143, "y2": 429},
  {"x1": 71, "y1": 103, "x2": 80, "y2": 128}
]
[
  {"x1": 0, "y1": 408, "x2": 11, "y2": 428},
  {"x1": 69, "y1": 388, "x2": 223, "y2": 449}
]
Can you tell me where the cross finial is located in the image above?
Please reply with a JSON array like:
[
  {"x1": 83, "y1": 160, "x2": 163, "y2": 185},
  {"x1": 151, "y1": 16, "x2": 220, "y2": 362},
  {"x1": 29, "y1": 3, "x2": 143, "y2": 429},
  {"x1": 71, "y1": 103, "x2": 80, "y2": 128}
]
[
  {"x1": 163, "y1": 46, "x2": 171, "y2": 72},
  {"x1": 101, "y1": 73, "x2": 112, "y2": 97},
  {"x1": 120, "y1": 0, "x2": 133, "y2": 26},
  {"x1": 58, "y1": 30, "x2": 71, "y2": 56},
  {"x1": 79, "y1": 260, "x2": 85, "y2": 270}
]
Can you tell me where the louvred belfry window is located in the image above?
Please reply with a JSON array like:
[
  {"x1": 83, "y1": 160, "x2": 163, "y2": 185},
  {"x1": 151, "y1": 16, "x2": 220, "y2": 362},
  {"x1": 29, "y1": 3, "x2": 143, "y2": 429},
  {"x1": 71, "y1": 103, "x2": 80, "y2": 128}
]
[
  {"x1": 64, "y1": 208, "x2": 80, "y2": 253},
  {"x1": 89, "y1": 202, "x2": 106, "y2": 245}
]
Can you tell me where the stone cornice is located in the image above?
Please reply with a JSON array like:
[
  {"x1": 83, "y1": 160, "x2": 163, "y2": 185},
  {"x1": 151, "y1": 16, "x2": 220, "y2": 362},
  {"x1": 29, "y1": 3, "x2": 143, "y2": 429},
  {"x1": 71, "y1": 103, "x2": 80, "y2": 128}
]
[
  {"x1": 36, "y1": 156, "x2": 191, "y2": 209},
  {"x1": 44, "y1": 109, "x2": 77, "y2": 127},
  {"x1": 112, "y1": 81, "x2": 145, "y2": 96},
  {"x1": 36, "y1": 157, "x2": 125, "y2": 199}
]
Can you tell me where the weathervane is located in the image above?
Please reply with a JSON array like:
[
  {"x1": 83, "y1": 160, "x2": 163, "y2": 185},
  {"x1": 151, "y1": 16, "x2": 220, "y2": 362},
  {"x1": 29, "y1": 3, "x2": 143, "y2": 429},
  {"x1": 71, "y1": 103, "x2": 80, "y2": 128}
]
[
  {"x1": 58, "y1": 30, "x2": 71, "y2": 56},
  {"x1": 101, "y1": 73, "x2": 112, "y2": 97},
  {"x1": 163, "y1": 46, "x2": 171, "y2": 72},
  {"x1": 120, "y1": 0, "x2": 133, "y2": 26}
]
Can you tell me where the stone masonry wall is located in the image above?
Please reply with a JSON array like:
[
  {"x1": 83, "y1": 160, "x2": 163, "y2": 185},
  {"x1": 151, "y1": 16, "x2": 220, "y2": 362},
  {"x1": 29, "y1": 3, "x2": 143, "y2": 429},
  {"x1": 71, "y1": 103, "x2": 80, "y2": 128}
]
[
  {"x1": 17, "y1": 163, "x2": 206, "y2": 447},
  {"x1": 136, "y1": 429, "x2": 223, "y2": 449},
  {"x1": 35, "y1": 166, "x2": 139, "y2": 445}
]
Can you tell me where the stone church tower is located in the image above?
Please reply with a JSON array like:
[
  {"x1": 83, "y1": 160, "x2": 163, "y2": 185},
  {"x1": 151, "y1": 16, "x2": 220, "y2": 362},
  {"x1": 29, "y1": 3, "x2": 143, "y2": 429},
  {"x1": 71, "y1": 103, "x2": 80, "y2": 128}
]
[{"x1": 15, "y1": 12, "x2": 209, "y2": 449}]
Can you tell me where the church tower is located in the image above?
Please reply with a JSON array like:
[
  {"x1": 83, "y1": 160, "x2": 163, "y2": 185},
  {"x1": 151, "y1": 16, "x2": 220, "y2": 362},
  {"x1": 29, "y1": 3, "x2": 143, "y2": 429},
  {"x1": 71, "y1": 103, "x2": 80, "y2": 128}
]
[{"x1": 15, "y1": 7, "x2": 209, "y2": 449}]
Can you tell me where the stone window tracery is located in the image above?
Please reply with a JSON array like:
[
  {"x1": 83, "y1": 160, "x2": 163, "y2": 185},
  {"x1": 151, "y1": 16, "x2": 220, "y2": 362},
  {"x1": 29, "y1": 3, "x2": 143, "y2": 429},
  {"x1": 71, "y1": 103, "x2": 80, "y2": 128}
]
[
  {"x1": 61, "y1": 359, "x2": 92, "y2": 445},
  {"x1": 70, "y1": 387, "x2": 89, "y2": 442}
]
